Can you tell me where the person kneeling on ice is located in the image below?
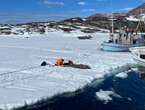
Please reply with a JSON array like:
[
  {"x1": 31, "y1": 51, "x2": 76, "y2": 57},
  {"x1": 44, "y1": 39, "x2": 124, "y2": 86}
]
[
  {"x1": 55, "y1": 58, "x2": 74, "y2": 66},
  {"x1": 55, "y1": 58, "x2": 64, "y2": 66},
  {"x1": 41, "y1": 58, "x2": 73, "y2": 66},
  {"x1": 54, "y1": 58, "x2": 91, "y2": 69}
]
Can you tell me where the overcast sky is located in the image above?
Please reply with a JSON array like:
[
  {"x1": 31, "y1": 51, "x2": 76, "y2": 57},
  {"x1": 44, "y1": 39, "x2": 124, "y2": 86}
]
[{"x1": 0, "y1": 0, "x2": 145, "y2": 24}]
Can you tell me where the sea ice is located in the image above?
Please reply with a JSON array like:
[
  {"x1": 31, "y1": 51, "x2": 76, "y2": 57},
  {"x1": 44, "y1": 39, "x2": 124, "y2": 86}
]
[
  {"x1": 96, "y1": 89, "x2": 122, "y2": 104},
  {"x1": 115, "y1": 72, "x2": 128, "y2": 79},
  {"x1": 0, "y1": 31, "x2": 134, "y2": 109}
]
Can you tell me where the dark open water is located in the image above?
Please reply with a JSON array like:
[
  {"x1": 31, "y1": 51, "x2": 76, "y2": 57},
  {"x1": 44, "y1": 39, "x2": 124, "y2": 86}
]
[{"x1": 16, "y1": 69, "x2": 145, "y2": 110}]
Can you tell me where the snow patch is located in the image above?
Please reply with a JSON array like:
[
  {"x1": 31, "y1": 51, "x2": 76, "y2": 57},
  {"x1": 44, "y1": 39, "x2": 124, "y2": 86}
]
[{"x1": 126, "y1": 16, "x2": 139, "y2": 22}]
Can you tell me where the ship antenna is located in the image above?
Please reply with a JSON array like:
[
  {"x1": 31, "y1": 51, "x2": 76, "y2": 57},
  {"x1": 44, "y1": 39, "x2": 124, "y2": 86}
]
[
  {"x1": 111, "y1": 13, "x2": 114, "y2": 35},
  {"x1": 110, "y1": 0, "x2": 114, "y2": 35}
]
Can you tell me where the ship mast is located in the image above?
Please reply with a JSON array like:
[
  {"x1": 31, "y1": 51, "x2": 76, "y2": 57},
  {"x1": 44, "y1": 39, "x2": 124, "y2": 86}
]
[
  {"x1": 110, "y1": 0, "x2": 114, "y2": 35},
  {"x1": 111, "y1": 13, "x2": 114, "y2": 35}
]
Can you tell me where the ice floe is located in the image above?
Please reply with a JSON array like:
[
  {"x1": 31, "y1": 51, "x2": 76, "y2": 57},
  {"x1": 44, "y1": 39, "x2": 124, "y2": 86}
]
[
  {"x1": 96, "y1": 89, "x2": 122, "y2": 104},
  {"x1": 115, "y1": 72, "x2": 128, "y2": 79},
  {"x1": 0, "y1": 30, "x2": 134, "y2": 109}
]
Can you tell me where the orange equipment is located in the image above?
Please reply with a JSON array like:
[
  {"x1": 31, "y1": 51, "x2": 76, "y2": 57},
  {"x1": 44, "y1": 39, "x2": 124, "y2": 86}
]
[{"x1": 55, "y1": 58, "x2": 64, "y2": 66}]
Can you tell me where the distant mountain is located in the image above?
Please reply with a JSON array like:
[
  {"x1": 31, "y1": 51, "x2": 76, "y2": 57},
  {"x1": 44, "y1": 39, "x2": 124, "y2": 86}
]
[
  {"x1": 59, "y1": 13, "x2": 128, "y2": 30},
  {"x1": 2, "y1": 3, "x2": 145, "y2": 36},
  {"x1": 127, "y1": 3, "x2": 145, "y2": 16}
]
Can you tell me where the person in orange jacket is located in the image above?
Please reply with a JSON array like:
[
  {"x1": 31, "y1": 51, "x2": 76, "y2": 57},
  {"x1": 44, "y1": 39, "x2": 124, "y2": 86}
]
[
  {"x1": 55, "y1": 58, "x2": 64, "y2": 66},
  {"x1": 55, "y1": 58, "x2": 74, "y2": 66}
]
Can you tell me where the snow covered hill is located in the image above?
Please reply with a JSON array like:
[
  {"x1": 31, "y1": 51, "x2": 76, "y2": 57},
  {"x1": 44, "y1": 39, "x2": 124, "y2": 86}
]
[
  {"x1": 0, "y1": 12, "x2": 144, "y2": 37},
  {"x1": 0, "y1": 30, "x2": 134, "y2": 109}
]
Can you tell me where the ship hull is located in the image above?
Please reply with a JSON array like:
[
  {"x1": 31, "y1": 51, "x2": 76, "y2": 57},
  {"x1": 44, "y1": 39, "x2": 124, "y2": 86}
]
[{"x1": 101, "y1": 41, "x2": 145, "y2": 52}]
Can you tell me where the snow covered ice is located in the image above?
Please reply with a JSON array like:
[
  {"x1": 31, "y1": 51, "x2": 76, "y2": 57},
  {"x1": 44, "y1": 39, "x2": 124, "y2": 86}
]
[{"x1": 0, "y1": 30, "x2": 134, "y2": 109}]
